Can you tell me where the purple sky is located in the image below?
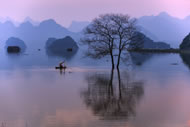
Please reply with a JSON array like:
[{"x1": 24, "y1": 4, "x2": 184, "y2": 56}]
[{"x1": 0, "y1": 0, "x2": 189, "y2": 26}]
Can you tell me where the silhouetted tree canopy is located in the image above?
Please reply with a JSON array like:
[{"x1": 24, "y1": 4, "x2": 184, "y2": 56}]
[{"x1": 81, "y1": 13, "x2": 138, "y2": 69}]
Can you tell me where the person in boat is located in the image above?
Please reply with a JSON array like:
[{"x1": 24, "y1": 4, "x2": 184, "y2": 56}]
[{"x1": 59, "y1": 61, "x2": 65, "y2": 68}]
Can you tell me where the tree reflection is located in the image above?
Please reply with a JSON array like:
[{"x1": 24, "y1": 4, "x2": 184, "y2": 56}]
[
  {"x1": 81, "y1": 69, "x2": 144, "y2": 120},
  {"x1": 180, "y1": 53, "x2": 190, "y2": 69}
]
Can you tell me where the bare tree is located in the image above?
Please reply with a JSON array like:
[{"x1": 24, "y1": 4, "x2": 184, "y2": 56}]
[{"x1": 81, "y1": 13, "x2": 137, "y2": 69}]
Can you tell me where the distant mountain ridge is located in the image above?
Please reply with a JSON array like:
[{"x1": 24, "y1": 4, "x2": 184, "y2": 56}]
[
  {"x1": 23, "y1": 17, "x2": 39, "y2": 26},
  {"x1": 0, "y1": 19, "x2": 80, "y2": 49},
  {"x1": 0, "y1": 12, "x2": 190, "y2": 48},
  {"x1": 68, "y1": 12, "x2": 190, "y2": 47},
  {"x1": 130, "y1": 32, "x2": 170, "y2": 49},
  {"x1": 68, "y1": 21, "x2": 90, "y2": 32},
  {"x1": 138, "y1": 12, "x2": 190, "y2": 47},
  {"x1": 0, "y1": 17, "x2": 39, "y2": 26}
]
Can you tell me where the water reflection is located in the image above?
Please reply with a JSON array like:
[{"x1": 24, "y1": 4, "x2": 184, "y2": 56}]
[
  {"x1": 180, "y1": 53, "x2": 190, "y2": 69},
  {"x1": 130, "y1": 52, "x2": 152, "y2": 66},
  {"x1": 1, "y1": 52, "x2": 190, "y2": 126},
  {"x1": 81, "y1": 69, "x2": 144, "y2": 120},
  {"x1": 46, "y1": 48, "x2": 78, "y2": 59},
  {"x1": 59, "y1": 68, "x2": 65, "y2": 75}
]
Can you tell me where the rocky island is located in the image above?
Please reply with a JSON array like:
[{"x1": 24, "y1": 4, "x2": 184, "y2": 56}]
[
  {"x1": 5, "y1": 37, "x2": 27, "y2": 53},
  {"x1": 45, "y1": 36, "x2": 78, "y2": 58}
]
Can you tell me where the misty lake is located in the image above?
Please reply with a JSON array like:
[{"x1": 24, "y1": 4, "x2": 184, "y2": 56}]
[{"x1": 1, "y1": 47, "x2": 190, "y2": 127}]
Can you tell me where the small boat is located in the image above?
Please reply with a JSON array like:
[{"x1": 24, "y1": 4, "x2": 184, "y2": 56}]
[{"x1": 55, "y1": 66, "x2": 67, "y2": 69}]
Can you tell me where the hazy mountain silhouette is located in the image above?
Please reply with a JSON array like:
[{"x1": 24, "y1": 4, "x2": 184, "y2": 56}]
[
  {"x1": 23, "y1": 17, "x2": 39, "y2": 26},
  {"x1": 136, "y1": 26, "x2": 159, "y2": 41},
  {"x1": 69, "y1": 12, "x2": 190, "y2": 47},
  {"x1": 0, "y1": 21, "x2": 16, "y2": 40},
  {"x1": 68, "y1": 21, "x2": 90, "y2": 32},
  {"x1": 130, "y1": 32, "x2": 170, "y2": 49},
  {"x1": 0, "y1": 17, "x2": 20, "y2": 26},
  {"x1": 0, "y1": 19, "x2": 80, "y2": 49},
  {"x1": 1, "y1": 13, "x2": 190, "y2": 49},
  {"x1": 138, "y1": 12, "x2": 190, "y2": 47},
  {"x1": 37, "y1": 19, "x2": 72, "y2": 39}
]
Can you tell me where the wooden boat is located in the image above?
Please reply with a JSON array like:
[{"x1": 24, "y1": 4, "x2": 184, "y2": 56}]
[{"x1": 55, "y1": 66, "x2": 67, "y2": 69}]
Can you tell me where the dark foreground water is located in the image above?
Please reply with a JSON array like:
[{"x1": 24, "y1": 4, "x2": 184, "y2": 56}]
[{"x1": 1, "y1": 50, "x2": 190, "y2": 127}]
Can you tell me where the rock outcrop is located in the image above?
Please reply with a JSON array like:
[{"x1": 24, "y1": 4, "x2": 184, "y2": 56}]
[
  {"x1": 5, "y1": 37, "x2": 26, "y2": 52},
  {"x1": 45, "y1": 38, "x2": 56, "y2": 48},
  {"x1": 180, "y1": 33, "x2": 190, "y2": 50},
  {"x1": 45, "y1": 36, "x2": 78, "y2": 58},
  {"x1": 129, "y1": 32, "x2": 170, "y2": 49}
]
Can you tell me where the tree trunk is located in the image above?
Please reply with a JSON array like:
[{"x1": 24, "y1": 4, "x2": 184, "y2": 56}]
[
  {"x1": 108, "y1": 68, "x2": 114, "y2": 97},
  {"x1": 116, "y1": 49, "x2": 122, "y2": 69},
  {"x1": 117, "y1": 68, "x2": 122, "y2": 99},
  {"x1": 110, "y1": 52, "x2": 115, "y2": 69}
]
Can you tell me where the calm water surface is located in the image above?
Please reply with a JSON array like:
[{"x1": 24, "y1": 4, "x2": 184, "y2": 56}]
[{"x1": 1, "y1": 51, "x2": 190, "y2": 127}]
